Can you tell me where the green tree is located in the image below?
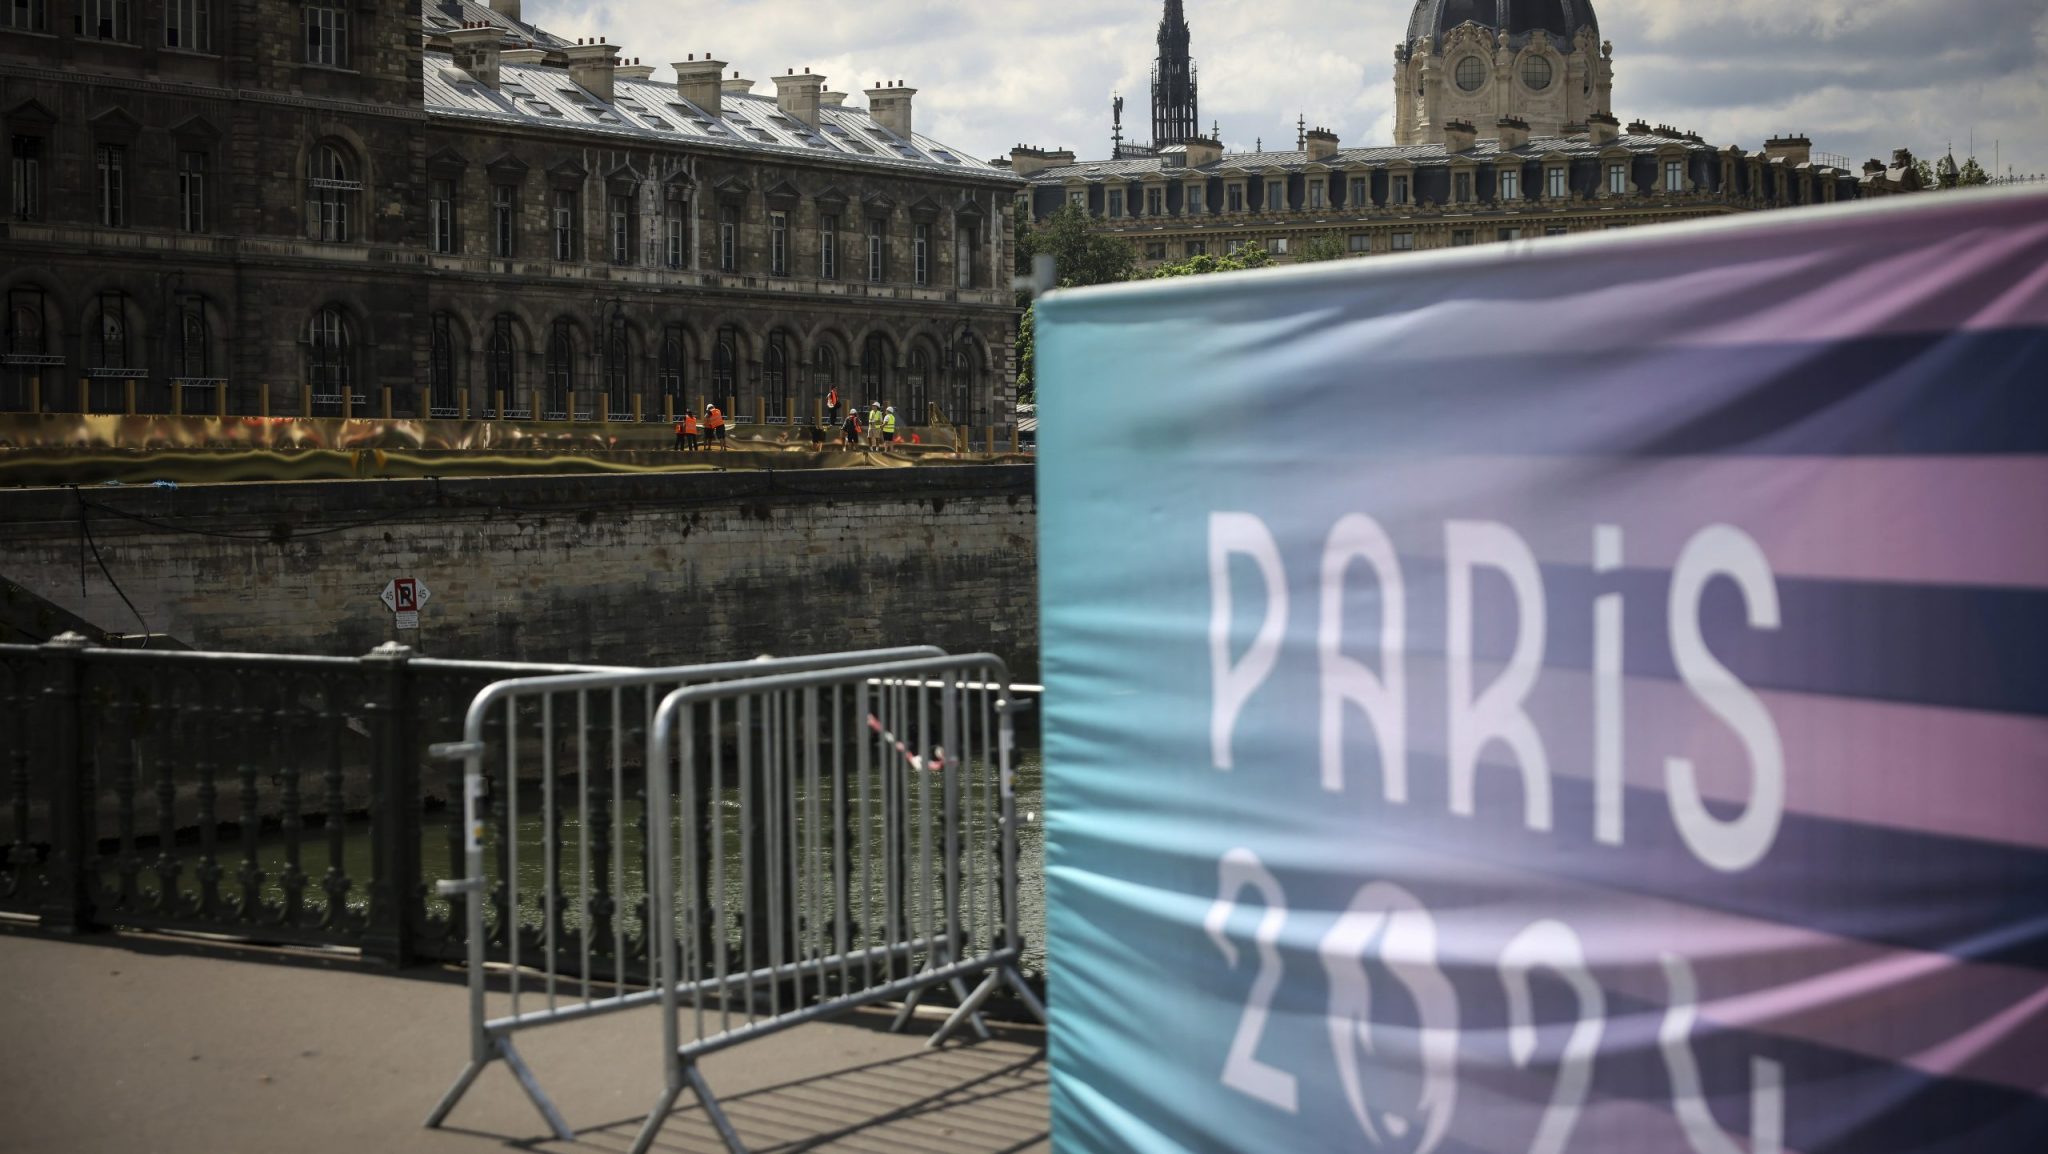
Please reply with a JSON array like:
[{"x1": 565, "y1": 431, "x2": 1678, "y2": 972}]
[
  {"x1": 1296, "y1": 233, "x2": 1348, "y2": 263},
  {"x1": 1014, "y1": 303, "x2": 1036, "y2": 402},
  {"x1": 1015, "y1": 203, "x2": 1139, "y2": 289},
  {"x1": 1911, "y1": 157, "x2": 1937, "y2": 190},
  {"x1": 1957, "y1": 156, "x2": 1991, "y2": 186},
  {"x1": 1150, "y1": 244, "x2": 1275, "y2": 278}
]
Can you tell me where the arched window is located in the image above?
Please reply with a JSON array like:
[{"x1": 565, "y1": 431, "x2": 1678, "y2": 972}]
[
  {"x1": 950, "y1": 339, "x2": 981, "y2": 427},
  {"x1": 306, "y1": 142, "x2": 358, "y2": 243},
  {"x1": 712, "y1": 325, "x2": 737, "y2": 407},
  {"x1": 604, "y1": 314, "x2": 630, "y2": 413},
  {"x1": 307, "y1": 306, "x2": 352, "y2": 411},
  {"x1": 429, "y1": 312, "x2": 463, "y2": 415},
  {"x1": 860, "y1": 334, "x2": 892, "y2": 407},
  {"x1": 89, "y1": 290, "x2": 133, "y2": 372},
  {"x1": 544, "y1": 319, "x2": 575, "y2": 418},
  {"x1": 3, "y1": 286, "x2": 50, "y2": 412},
  {"x1": 811, "y1": 344, "x2": 836, "y2": 410},
  {"x1": 657, "y1": 325, "x2": 687, "y2": 410},
  {"x1": 173, "y1": 299, "x2": 210, "y2": 380},
  {"x1": 487, "y1": 314, "x2": 518, "y2": 414},
  {"x1": 763, "y1": 331, "x2": 789, "y2": 422},
  {"x1": 904, "y1": 348, "x2": 929, "y2": 425}
]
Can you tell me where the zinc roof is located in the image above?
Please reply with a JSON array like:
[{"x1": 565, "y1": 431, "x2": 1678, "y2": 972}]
[
  {"x1": 421, "y1": 0, "x2": 569, "y2": 50},
  {"x1": 1028, "y1": 134, "x2": 1743, "y2": 184},
  {"x1": 424, "y1": 54, "x2": 1020, "y2": 185}
]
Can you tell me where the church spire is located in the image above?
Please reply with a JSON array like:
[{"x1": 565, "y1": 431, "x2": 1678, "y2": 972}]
[{"x1": 1151, "y1": 0, "x2": 1198, "y2": 148}]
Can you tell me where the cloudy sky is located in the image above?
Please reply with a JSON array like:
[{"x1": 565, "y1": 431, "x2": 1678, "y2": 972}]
[{"x1": 526, "y1": 0, "x2": 2048, "y2": 176}]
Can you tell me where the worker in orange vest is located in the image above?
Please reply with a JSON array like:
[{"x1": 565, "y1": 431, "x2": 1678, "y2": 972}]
[
  {"x1": 825, "y1": 386, "x2": 840, "y2": 423},
  {"x1": 705, "y1": 403, "x2": 725, "y2": 447},
  {"x1": 679, "y1": 411, "x2": 699, "y2": 451}
]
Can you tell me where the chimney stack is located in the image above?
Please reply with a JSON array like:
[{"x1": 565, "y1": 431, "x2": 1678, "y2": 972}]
[
  {"x1": 1495, "y1": 116, "x2": 1529, "y2": 150},
  {"x1": 1443, "y1": 119, "x2": 1476, "y2": 154},
  {"x1": 1587, "y1": 112, "x2": 1620, "y2": 146},
  {"x1": 772, "y1": 69, "x2": 827, "y2": 128},
  {"x1": 489, "y1": 0, "x2": 521, "y2": 22},
  {"x1": 446, "y1": 22, "x2": 502, "y2": 89},
  {"x1": 1183, "y1": 135, "x2": 1222, "y2": 167},
  {"x1": 820, "y1": 91, "x2": 849, "y2": 107},
  {"x1": 616, "y1": 58, "x2": 654, "y2": 81},
  {"x1": 1304, "y1": 127, "x2": 1339, "y2": 162},
  {"x1": 723, "y1": 71, "x2": 756, "y2": 95},
  {"x1": 1764, "y1": 134, "x2": 1812, "y2": 165},
  {"x1": 564, "y1": 38, "x2": 619, "y2": 103},
  {"x1": 673, "y1": 55, "x2": 727, "y2": 116},
  {"x1": 865, "y1": 80, "x2": 917, "y2": 140},
  {"x1": 1009, "y1": 145, "x2": 1077, "y2": 177}
]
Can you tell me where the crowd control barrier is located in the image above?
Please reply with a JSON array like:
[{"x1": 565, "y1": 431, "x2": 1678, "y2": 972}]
[
  {"x1": 633, "y1": 654, "x2": 1044, "y2": 1153},
  {"x1": 422, "y1": 647, "x2": 947, "y2": 1142}
]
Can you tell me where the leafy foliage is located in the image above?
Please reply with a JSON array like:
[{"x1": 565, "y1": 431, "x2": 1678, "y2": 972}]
[
  {"x1": 1150, "y1": 244, "x2": 1276, "y2": 278},
  {"x1": 1295, "y1": 233, "x2": 1349, "y2": 263},
  {"x1": 1016, "y1": 204, "x2": 1139, "y2": 289}
]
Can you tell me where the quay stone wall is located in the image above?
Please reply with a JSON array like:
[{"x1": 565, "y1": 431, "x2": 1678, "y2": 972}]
[{"x1": 0, "y1": 467, "x2": 1039, "y2": 678}]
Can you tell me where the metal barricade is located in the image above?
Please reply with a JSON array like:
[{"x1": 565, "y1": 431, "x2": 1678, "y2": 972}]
[
  {"x1": 631, "y1": 654, "x2": 1045, "y2": 1153},
  {"x1": 423, "y1": 647, "x2": 946, "y2": 1142}
]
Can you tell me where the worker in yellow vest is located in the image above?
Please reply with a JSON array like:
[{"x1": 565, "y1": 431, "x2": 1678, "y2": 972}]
[{"x1": 882, "y1": 405, "x2": 898, "y2": 446}]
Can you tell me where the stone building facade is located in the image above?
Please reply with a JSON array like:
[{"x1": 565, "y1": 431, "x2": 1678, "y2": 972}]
[
  {"x1": 1016, "y1": 0, "x2": 1917, "y2": 271},
  {"x1": 1, "y1": 1, "x2": 1023, "y2": 427}
]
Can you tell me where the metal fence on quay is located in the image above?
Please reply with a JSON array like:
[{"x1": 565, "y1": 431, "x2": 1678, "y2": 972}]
[{"x1": 426, "y1": 653, "x2": 1044, "y2": 1154}]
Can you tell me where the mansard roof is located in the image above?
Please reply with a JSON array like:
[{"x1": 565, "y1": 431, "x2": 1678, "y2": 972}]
[
  {"x1": 421, "y1": 0, "x2": 571, "y2": 50},
  {"x1": 1023, "y1": 133, "x2": 1777, "y2": 185},
  {"x1": 423, "y1": 52, "x2": 1020, "y2": 186}
]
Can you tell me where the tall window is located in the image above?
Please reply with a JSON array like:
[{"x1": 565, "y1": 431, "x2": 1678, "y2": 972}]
[
  {"x1": 865, "y1": 218, "x2": 885, "y2": 283},
  {"x1": 94, "y1": 144, "x2": 123, "y2": 226},
  {"x1": 177, "y1": 151, "x2": 207, "y2": 232},
  {"x1": 1107, "y1": 189, "x2": 1123, "y2": 219},
  {"x1": 811, "y1": 345, "x2": 835, "y2": 408},
  {"x1": 860, "y1": 334, "x2": 890, "y2": 403},
  {"x1": 166, "y1": 0, "x2": 209, "y2": 50},
  {"x1": 912, "y1": 223, "x2": 930, "y2": 286},
  {"x1": 1308, "y1": 182, "x2": 1325, "y2": 209},
  {"x1": 544, "y1": 320, "x2": 574, "y2": 416},
  {"x1": 3, "y1": 0, "x2": 47, "y2": 31},
  {"x1": 819, "y1": 214, "x2": 838, "y2": 279},
  {"x1": 90, "y1": 291, "x2": 130, "y2": 371},
  {"x1": 1226, "y1": 185, "x2": 1243, "y2": 212},
  {"x1": 1347, "y1": 177, "x2": 1366, "y2": 205},
  {"x1": 955, "y1": 219, "x2": 980, "y2": 289},
  {"x1": 718, "y1": 204, "x2": 738, "y2": 271},
  {"x1": 664, "y1": 193, "x2": 687, "y2": 267},
  {"x1": 552, "y1": 188, "x2": 578, "y2": 260},
  {"x1": 1186, "y1": 185, "x2": 1204, "y2": 213},
  {"x1": 1546, "y1": 166, "x2": 1566, "y2": 198},
  {"x1": 608, "y1": 194, "x2": 634, "y2": 264},
  {"x1": 429, "y1": 177, "x2": 454, "y2": 253},
  {"x1": 492, "y1": 185, "x2": 516, "y2": 257},
  {"x1": 85, "y1": 0, "x2": 129, "y2": 40},
  {"x1": 1608, "y1": 163, "x2": 1628, "y2": 195},
  {"x1": 769, "y1": 211, "x2": 788, "y2": 276},
  {"x1": 948, "y1": 342, "x2": 978, "y2": 427},
  {"x1": 657, "y1": 326, "x2": 686, "y2": 407},
  {"x1": 10, "y1": 136, "x2": 40, "y2": 222},
  {"x1": 604, "y1": 316, "x2": 629, "y2": 411},
  {"x1": 1664, "y1": 159, "x2": 1684, "y2": 191},
  {"x1": 487, "y1": 314, "x2": 517, "y2": 403},
  {"x1": 172, "y1": 299, "x2": 209, "y2": 379},
  {"x1": 904, "y1": 348, "x2": 928, "y2": 423},
  {"x1": 1391, "y1": 174, "x2": 1410, "y2": 205},
  {"x1": 1499, "y1": 168, "x2": 1520, "y2": 200},
  {"x1": 1453, "y1": 171, "x2": 1472, "y2": 204},
  {"x1": 307, "y1": 307, "x2": 350, "y2": 403},
  {"x1": 711, "y1": 326, "x2": 736, "y2": 403},
  {"x1": 763, "y1": 331, "x2": 788, "y2": 421},
  {"x1": 304, "y1": 4, "x2": 348, "y2": 68},
  {"x1": 306, "y1": 143, "x2": 356, "y2": 242},
  {"x1": 1265, "y1": 182, "x2": 1284, "y2": 212},
  {"x1": 1146, "y1": 187, "x2": 1163, "y2": 216},
  {"x1": 429, "y1": 313, "x2": 457, "y2": 413}
]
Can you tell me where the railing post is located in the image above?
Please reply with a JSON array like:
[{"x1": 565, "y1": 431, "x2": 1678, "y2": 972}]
[
  {"x1": 362, "y1": 641, "x2": 421, "y2": 967},
  {"x1": 40, "y1": 632, "x2": 99, "y2": 934}
]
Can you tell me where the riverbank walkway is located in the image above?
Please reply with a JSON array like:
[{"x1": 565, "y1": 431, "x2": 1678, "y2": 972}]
[{"x1": 0, "y1": 930, "x2": 1049, "y2": 1154}]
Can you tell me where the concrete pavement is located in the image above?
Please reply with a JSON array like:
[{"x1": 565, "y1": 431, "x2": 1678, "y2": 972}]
[{"x1": 0, "y1": 931, "x2": 1048, "y2": 1154}]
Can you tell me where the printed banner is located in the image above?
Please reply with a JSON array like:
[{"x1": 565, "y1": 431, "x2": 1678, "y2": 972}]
[{"x1": 1035, "y1": 189, "x2": 2048, "y2": 1153}]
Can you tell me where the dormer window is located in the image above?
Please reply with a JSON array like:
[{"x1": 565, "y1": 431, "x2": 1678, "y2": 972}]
[
  {"x1": 1499, "y1": 168, "x2": 1520, "y2": 200},
  {"x1": 1391, "y1": 174, "x2": 1411, "y2": 205},
  {"x1": 1308, "y1": 182, "x2": 1325, "y2": 209},
  {"x1": 1265, "y1": 182, "x2": 1284, "y2": 212}
]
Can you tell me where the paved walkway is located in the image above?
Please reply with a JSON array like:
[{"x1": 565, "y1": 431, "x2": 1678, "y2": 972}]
[{"x1": 0, "y1": 931, "x2": 1048, "y2": 1154}]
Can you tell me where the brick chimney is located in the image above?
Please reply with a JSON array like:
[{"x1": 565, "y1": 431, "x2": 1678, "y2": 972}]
[
  {"x1": 772, "y1": 68, "x2": 826, "y2": 128},
  {"x1": 1304, "y1": 127, "x2": 1339, "y2": 162},
  {"x1": 723, "y1": 71, "x2": 756, "y2": 96},
  {"x1": 865, "y1": 81, "x2": 917, "y2": 140},
  {"x1": 1495, "y1": 116, "x2": 1529, "y2": 150},
  {"x1": 1009, "y1": 146, "x2": 1077, "y2": 177},
  {"x1": 1443, "y1": 119, "x2": 1476, "y2": 154},
  {"x1": 564, "y1": 38, "x2": 619, "y2": 103},
  {"x1": 673, "y1": 55, "x2": 726, "y2": 117},
  {"x1": 446, "y1": 22, "x2": 501, "y2": 89},
  {"x1": 489, "y1": 0, "x2": 520, "y2": 21},
  {"x1": 1183, "y1": 135, "x2": 1222, "y2": 167},
  {"x1": 1587, "y1": 112, "x2": 1620, "y2": 146},
  {"x1": 1764, "y1": 134, "x2": 1812, "y2": 165}
]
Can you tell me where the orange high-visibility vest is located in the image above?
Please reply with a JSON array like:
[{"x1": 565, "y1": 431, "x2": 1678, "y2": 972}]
[
  {"x1": 707, "y1": 408, "x2": 724, "y2": 429},
  {"x1": 682, "y1": 415, "x2": 698, "y2": 434}
]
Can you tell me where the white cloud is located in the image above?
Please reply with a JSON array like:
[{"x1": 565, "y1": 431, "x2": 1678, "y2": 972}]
[{"x1": 525, "y1": 0, "x2": 2048, "y2": 174}]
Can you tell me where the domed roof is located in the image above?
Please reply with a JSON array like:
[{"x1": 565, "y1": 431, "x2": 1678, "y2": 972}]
[{"x1": 1406, "y1": 0, "x2": 1598, "y2": 47}]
